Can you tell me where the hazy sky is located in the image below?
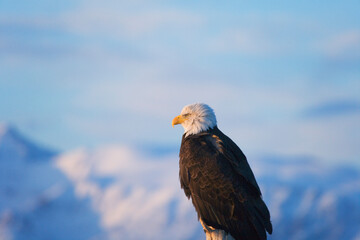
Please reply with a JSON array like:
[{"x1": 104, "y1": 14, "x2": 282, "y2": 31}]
[{"x1": 0, "y1": 0, "x2": 359, "y2": 165}]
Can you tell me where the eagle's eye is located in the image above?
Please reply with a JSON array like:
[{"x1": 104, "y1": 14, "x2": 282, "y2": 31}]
[{"x1": 183, "y1": 113, "x2": 190, "y2": 117}]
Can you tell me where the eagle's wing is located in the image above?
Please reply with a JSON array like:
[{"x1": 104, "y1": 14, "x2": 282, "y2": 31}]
[
  {"x1": 212, "y1": 127, "x2": 262, "y2": 195},
  {"x1": 179, "y1": 129, "x2": 272, "y2": 240}
]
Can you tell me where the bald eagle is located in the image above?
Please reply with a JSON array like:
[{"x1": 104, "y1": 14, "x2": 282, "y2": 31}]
[{"x1": 172, "y1": 103, "x2": 272, "y2": 240}]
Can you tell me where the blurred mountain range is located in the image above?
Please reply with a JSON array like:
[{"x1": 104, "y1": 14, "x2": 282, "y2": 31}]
[{"x1": 0, "y1": 124, "x2": 359, "y2": 240}]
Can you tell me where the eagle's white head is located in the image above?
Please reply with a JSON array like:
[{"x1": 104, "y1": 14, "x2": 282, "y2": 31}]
[{"x1": 172, "y1": 103, "x2": 217, "y2": 136}]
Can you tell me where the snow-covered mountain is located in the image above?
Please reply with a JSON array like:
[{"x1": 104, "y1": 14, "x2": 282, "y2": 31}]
[
  {"x1": 1, "y1": 124, "x2": 359, "y2": 240},
  {"x1": 0, "y1": 124, "x2": 103, "y2": 240},
  {"x1": 256, "y1": 156, "x2": 360, "y2": 240}
]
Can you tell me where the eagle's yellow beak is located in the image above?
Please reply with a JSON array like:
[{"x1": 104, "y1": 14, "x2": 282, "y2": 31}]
[{"x1": 172, "y1": 115, "x2": 186, "y2": 127}]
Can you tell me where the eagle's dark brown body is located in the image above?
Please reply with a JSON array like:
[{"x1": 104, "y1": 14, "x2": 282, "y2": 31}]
[{"x1": 179, "y1": 126, "x2": 272, "y2": 240}]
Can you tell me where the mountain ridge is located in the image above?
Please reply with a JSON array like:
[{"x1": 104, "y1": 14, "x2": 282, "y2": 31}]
[
  {"x1": 0, "y1": 124, "x2": 57, "y2": 162},
  {"x1": 0, "y1": 125, "x2": 359, "y2": 240}
]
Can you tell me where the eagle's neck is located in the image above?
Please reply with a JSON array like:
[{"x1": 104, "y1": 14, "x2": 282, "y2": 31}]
[{"x1": 183, "y1": 119, "x2": 217, "y2": 137}]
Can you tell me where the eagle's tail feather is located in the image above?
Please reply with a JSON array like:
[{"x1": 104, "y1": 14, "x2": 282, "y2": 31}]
[{"x1": 253, "y1": 198, "x2": 273, "y2": 234}]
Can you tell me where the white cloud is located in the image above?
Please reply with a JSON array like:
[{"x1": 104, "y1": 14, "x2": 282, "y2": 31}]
[
  {"x1": 207, "y1": 13, "x2": 323, "y2": 56},
  {"x1": 322, "y1": 30, "x2": 360, "y2": 59},
  {"x1": 60, "y1": 3, "x2": 204, "y2": 39},
  {"x1": 209, "y1": 28, "x2": 277, "y2": 55}
]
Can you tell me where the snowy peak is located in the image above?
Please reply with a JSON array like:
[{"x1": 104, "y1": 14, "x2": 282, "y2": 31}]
[{"x1": 0, "y1": 124, "x2": 56, "y2": 162}]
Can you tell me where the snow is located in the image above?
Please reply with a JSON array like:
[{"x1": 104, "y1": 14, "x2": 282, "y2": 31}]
[
  {"x1": 55, "y1": 146, "x2": 199, "y2": 240},
  {"x1": 0, "y1": 125, "x2": 102, "y2": 240},
  {"x1": 1, "y1": 124, "x2": 360, "y2": 240}
]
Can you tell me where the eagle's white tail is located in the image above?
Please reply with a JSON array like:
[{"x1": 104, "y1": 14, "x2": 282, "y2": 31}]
[{"x1": 200, "y1": 219, "x2": 235, "y2": 240}]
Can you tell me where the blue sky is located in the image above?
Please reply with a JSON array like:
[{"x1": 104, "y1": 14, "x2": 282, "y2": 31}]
[{"x1": 0, "y1": 0, "x2": 359, "y2": 165}]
